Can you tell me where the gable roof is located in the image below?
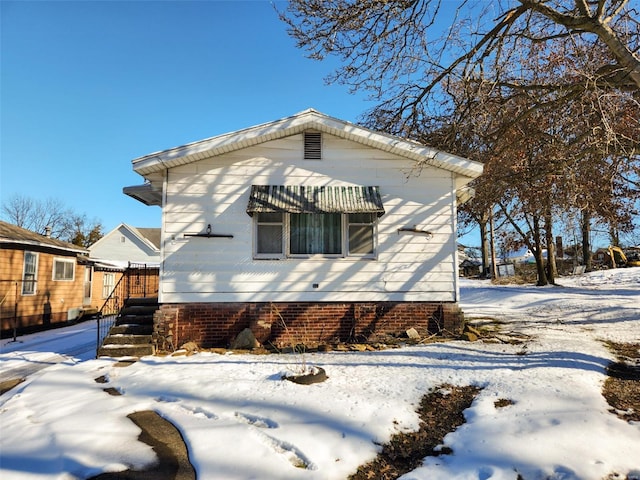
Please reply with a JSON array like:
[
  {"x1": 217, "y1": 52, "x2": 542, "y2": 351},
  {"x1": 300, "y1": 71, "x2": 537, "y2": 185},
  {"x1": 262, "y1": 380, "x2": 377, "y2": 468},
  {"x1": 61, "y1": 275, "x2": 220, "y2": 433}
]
[
  {"x1": 88, "y1": 223, "x2": 161, "y2": 252},
  {"x1": 0, "y1": 220, "x2": 88, "y2": 255},
  {"x1": 130, "y1": 109, "x2": 483, "y2": 179},
  {"x1": 132, "y1": 226, "x2": 161, "y2": 250}
]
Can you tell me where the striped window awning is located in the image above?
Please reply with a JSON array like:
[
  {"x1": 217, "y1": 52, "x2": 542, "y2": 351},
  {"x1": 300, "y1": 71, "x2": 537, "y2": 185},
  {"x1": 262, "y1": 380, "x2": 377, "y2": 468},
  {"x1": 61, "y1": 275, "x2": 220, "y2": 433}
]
[{"x1": 246, "y1": 185, "x2": 385, "y2": 216}]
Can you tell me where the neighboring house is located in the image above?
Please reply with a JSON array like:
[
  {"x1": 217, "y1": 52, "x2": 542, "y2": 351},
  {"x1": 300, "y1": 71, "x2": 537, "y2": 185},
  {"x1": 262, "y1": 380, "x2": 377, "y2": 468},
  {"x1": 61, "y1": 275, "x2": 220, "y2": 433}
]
[
  {"x1": 88, "y1": 223, "x2": 160, "y2": 268},
  {"x1": 459, "y1": 259, "x2": 482, "y2": 277},
  {"x1": 503, "y1": 247, "x2": 537, "y2": 264},
  {"x1": 457, "y1": 244, "x2": 483, "y2": 277},
  {"x1": 0, "y1": 221, "x2": 90, "y2": 335},
  {"x1": 504, "y1": 247, "x2": 574, "y2": 265},
  {"x1": 124, "y1": 109, "x2": 484, "y2": 348},
  {"x1": 87, "y1": 224, "x2": 161, "y2": 310}
]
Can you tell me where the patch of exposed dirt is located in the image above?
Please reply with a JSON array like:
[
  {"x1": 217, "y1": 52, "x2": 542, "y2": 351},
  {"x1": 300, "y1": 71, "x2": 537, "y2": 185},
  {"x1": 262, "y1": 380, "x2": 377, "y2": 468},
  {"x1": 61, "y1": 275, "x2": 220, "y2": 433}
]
[
  {"x1": 464, "y1": 317, "x2": 533, "y2": 346},
  {"x1": 494, "y1": 398, "x2": 515, "y2": 408},
  {"x1": 88, "y1": 411, "x2": 195, "y2": 480},
  {"x1": 349, "y1": 384, "x2": 481, "y2": 480},
  {"x1": 603, "y1": 341, "x2": 640, "y2": 422},
  {"x1": 0, "y1": 377, "x2": 24, "y2": 395}
]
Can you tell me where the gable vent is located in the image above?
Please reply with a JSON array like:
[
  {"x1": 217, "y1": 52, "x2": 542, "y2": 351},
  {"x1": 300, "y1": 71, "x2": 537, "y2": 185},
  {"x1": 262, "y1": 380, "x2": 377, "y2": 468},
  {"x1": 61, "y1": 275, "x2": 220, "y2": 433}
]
[{"x1": 304, "y1": 132, "x2": 322, "y2": 160}]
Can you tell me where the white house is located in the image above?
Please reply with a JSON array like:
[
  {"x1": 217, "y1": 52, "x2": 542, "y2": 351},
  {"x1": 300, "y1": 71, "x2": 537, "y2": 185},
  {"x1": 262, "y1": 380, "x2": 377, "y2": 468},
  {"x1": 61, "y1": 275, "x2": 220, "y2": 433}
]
[
  {"x1": 124, "y1": 109, "x2": 483, "y2": 348},
  {"x1": 89, "y1": 223, "x2": 161, "y2": 268}
]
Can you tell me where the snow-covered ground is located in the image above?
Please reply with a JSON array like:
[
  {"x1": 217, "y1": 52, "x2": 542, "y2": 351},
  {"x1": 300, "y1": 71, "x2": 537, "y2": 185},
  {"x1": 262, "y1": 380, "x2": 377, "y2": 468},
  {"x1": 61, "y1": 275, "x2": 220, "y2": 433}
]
[{"x1": 1, "y1": 269, "x2": 639, "y2": 480}]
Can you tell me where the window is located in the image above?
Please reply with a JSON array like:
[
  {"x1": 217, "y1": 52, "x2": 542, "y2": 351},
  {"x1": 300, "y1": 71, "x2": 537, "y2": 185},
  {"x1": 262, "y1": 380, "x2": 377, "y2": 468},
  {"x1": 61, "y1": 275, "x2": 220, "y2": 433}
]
[
  {"x1": 248, "y1": 185, "x2": 384, "y2": 259},
  {"x1": 53, "y1": 258, "x2": 75, "y2": 281},
  {"x1": 255, "y1": 213, "x2": 377, "y2": 259},
  {"x1": 256, "y1": 212, "x2": 284, "y2": 255},
  {"x1": 22, "y1": 252, "x2": 38, "y2": 295},
  {"x1": 102, "y1": 273, "x2": 115, "y2": 299},
  {"x1": 291, "y1": 213, "x2": 342, "y2": 255},
  {"x1": 348, "y1": 213, "x2": 376, "y2": 256}
]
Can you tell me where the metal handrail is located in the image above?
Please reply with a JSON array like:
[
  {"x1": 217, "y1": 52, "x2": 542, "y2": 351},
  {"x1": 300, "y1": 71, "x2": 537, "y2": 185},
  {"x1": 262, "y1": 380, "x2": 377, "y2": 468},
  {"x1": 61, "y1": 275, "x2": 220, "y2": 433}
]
[
  {"x1": 95, "y1": 263, "x2": 159, "y2": 357},
  {"x1": 96, "y1": 273, "x2": 128, "y2": 356}
]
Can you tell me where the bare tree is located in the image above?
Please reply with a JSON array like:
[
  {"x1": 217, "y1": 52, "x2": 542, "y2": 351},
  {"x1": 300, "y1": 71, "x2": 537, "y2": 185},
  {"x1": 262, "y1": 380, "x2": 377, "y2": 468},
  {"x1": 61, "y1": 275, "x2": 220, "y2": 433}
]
[
  {"x1": 1, "y1": 194, "x2": 103, "y2": 246},
  {"x1": 439, "y1": 39, "x2": 637, "y2": 282},
  {"x1": 280, "y1": 0, "x2": 639, "y2": 156},
  {"x1": 281, "y1": 1, "x2": 639, "y2": 109},
  {"x1": 2, "y1": 195, "x2": 70, "y2": 237},
  {"x1": 281, "y1": 0, "x2": 639, "y2": 285}
]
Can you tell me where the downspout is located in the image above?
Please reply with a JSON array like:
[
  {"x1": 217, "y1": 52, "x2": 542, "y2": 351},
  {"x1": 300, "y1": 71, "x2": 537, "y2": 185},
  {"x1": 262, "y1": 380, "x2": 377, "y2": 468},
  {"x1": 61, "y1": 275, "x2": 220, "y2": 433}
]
[
  {"x1": 159, "y1": 168, "x2": 168, "y2": 305},
  {"x1": 160, "y1": 168, "x2": 174, "y2": 346},
  {"x1": 452, "y1": 175, "x2": 460, "y2": 303}
]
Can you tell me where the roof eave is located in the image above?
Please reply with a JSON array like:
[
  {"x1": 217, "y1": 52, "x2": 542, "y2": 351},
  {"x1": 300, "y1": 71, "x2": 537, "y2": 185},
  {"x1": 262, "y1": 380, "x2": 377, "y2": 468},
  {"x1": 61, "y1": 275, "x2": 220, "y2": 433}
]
[
  {"x1": 131, "y1": 109, "x2": 484, "y2": 179},
  {"x1": 0, "y1": 238, "x2": 88, "y2": 255}
]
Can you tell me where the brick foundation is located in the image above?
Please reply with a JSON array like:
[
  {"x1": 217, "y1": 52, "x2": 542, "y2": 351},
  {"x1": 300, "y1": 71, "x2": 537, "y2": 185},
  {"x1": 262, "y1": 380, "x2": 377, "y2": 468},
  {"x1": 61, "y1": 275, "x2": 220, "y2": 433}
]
[{"x1": 154, "y1": 301, "x2": 465, "y2": 349}]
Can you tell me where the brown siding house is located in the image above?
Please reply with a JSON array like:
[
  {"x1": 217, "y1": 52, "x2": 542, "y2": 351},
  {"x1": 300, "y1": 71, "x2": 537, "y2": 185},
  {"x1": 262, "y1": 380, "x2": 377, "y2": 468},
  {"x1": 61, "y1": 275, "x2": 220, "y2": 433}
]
[{"x1": 0, "y1": 221, "x2": 90, "y2": 335}]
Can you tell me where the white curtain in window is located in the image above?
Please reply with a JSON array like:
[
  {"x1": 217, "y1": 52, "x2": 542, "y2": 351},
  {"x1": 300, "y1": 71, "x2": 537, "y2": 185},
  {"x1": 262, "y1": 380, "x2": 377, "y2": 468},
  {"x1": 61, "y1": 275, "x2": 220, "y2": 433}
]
[{"x1": 290, "y1": 213, "x2": 342, "y2": 254}]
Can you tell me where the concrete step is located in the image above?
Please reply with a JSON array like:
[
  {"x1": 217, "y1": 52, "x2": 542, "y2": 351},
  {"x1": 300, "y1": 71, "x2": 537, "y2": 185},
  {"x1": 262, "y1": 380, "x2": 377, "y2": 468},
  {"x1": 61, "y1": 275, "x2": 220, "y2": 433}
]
[
  {"x1": 98, "y1": 296, "x2": 159, "y2": 358},
  {"x1": 125, "y1": 297, "x2": 159, "y2": 307},
  {"x1": 98, "y1": 343, "x2": 154, "y2": 358},
  {"x1": 120, "y1": 305, "x2": 158, "y2": 316},
  {"x1": 103, "y1": 334, "x2": 153, "y2": 345},
  {"x1": 116, "y1": 314, "x2": 154, "y2": 326},
  {"x1": 110, "y1": 324, "x2": 154, "y2": 335}
]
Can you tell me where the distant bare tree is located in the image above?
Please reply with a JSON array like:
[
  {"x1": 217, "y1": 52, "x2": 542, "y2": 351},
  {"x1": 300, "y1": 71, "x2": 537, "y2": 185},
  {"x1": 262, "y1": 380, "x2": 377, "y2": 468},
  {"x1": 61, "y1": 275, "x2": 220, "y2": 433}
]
[
  {"x1": 2, "y1": 195, "x2": 70, "y2": 237},
  {"x1": 1, "y1": 194, "x2": 103, "y2": 246}
]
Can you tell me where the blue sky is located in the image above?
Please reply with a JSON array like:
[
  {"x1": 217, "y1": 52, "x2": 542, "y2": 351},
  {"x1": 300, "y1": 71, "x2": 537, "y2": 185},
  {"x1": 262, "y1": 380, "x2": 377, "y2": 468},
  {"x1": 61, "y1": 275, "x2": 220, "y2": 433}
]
[
  {"x1": 2, "y1": 1, "x2": 485, "y2": 245},
  {"x1": 1, "y1": 1, "x2": 377, "y2": 230}
]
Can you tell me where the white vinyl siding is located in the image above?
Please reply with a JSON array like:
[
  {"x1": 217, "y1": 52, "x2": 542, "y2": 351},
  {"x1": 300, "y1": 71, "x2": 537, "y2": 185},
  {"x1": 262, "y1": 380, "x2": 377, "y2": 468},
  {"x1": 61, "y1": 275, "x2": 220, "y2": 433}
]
[
  {"x1": 160, "y1": 133, "x2": 458, "y2": 303},
  {"x1": 22, "y1": 251, "x2": 38, "y2": 295},
  {"x1": 53, "y1": 258, "x2": 75, "y2": 281}
]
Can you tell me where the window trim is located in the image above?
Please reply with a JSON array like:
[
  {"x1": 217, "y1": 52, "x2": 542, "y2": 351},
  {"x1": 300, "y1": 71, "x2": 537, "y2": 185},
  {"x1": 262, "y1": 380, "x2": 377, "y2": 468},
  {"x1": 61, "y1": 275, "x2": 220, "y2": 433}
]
[
  {"x1": 102, "y1": 272, "x2": 116, "y2": 299},
  {"x1": 22, "y1": 251, "x2": 38, "y2": 295},
  {"x1": 53, "y1": 257, "x2": 75, "y2": 281},
  {"x1": 254, "y1": 212, "x2": 378, "y2": 260},
  {"x1": 346, "y1": 213, "x2": 377, "y2": 257},
  {"x1": 254, "y1": 212, "x2": 285, "y2": 259}
]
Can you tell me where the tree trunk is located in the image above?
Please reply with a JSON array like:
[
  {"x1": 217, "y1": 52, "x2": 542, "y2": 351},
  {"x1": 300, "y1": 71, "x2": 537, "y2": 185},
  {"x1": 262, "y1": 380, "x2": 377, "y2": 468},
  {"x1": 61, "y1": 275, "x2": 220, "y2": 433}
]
[
  {"x1": 582, "y1": 210, "x2": 593, "y2": 271},
  {"x1": 609, "y1": 225, "x2": 620, "y2": 246},
  {"x1": 545, "y1": 213, "x2": 557, "y2": 284},
  {"x1": 533, "y1": 215, "x2": 548, "y2": 286},
  {"x1": 489, "y1": 209, "x2": 498, "y2": 279},
  {"x1": 479, "y1": 216, "x2": 490, "y2": 278}
]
